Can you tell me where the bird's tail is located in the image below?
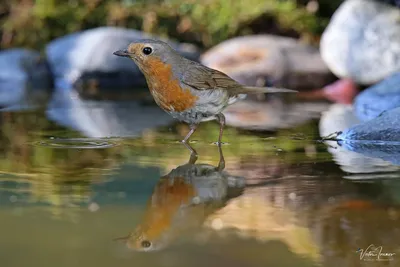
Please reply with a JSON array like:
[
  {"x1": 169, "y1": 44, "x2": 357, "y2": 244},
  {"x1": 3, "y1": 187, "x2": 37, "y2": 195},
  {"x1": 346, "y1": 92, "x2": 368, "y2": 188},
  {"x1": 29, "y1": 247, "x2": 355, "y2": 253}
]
[{"x1": 232, "y1": 86, "x2": 298, "y2": 95}]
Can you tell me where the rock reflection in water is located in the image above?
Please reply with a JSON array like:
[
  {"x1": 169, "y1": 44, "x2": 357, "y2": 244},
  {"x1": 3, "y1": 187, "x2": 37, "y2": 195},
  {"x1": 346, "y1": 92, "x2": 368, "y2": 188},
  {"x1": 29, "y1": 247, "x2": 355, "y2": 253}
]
[
  {"x1": 116, "y1": 146, "x2": 245, "y2": 251},
  {"x1": 224, "y1": 98, "x2": 329, "y2": 131},
  {"x1": 203, "y1": 157, "x2": 400, "y2": 266},
  {"x1": 337, "y1": 141, "x2": 400, "y2": 167},
  {"x1": 46, "y1": 86, "x2": 173, "y2": 138}
]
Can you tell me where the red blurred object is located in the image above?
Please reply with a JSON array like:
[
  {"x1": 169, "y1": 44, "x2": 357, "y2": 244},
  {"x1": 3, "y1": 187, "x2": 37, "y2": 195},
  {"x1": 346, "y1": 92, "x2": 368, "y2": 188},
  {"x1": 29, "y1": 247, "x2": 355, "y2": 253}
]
[
  {"x1": 298, "y1": 78, "x2": 359, "y2": 104},
  {"x1": 334, "y1": 199, "x2": 375, "y2": 210}
]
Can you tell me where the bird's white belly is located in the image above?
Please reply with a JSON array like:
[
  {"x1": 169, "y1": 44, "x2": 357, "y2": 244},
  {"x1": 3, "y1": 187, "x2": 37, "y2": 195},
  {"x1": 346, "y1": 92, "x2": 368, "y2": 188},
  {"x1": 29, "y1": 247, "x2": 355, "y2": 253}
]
[{"x1": 167, "y1": 89, "x2": 247, "y2": 124}]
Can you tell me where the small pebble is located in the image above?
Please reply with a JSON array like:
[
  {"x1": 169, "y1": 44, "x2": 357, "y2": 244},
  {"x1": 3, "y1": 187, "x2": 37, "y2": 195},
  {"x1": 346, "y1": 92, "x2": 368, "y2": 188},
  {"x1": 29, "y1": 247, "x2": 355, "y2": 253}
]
[
  {"x1": 88, "y1": 202, "x2": 100, "y2": 212},
  {"x1": 388, "y1": 208, "x2": 398, "y2": 220},
  {"x1": 211, "y1": 218, "x2": 223, "y2": 230},
  {"x1": 192, "y1": 196, "x2": 201, "y2": 204},
  {"x1": 9, "y1": 195, "x2": 17, "y2": 203},
  {"x1": 117, "y1": 192, "x2": 127, "y2": 198}
]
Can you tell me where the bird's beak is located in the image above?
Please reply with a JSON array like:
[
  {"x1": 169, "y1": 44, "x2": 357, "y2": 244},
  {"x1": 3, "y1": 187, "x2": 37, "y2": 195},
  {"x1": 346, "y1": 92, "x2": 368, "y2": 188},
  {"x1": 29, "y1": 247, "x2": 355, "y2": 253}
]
[{"x1": 113, "y1": 50, "x2": 130, "y2": 57}]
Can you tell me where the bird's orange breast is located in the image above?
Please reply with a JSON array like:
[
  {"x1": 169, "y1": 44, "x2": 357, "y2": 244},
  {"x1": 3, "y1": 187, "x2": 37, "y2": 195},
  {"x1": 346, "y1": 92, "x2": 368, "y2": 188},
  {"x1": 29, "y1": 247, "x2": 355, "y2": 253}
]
[
  {"x1": 144, "y1": 58, "x2": 198, "y2": 112},
  {"x1": 137, "y1": 177, "x2": 197, "y2": 240}
]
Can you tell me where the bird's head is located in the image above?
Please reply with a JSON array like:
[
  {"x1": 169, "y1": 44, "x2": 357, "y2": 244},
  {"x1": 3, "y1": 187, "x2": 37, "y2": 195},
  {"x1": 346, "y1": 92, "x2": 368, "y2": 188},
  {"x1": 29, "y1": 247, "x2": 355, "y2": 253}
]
[{"x1": 113, "y1": 39, "x2": 178, "y2": 74}]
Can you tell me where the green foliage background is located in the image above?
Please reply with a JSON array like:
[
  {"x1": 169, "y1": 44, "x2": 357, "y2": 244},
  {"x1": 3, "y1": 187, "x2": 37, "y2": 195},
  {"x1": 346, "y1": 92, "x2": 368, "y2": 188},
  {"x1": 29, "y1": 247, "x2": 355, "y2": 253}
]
[{"x1": 0, "y1": 0, "x2": 343, "y2": 50}]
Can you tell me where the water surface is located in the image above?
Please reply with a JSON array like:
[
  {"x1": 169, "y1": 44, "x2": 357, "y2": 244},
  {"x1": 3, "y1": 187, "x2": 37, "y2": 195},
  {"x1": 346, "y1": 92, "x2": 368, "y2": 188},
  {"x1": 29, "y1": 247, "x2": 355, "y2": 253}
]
[{"x1": 0, "y1": 97, "x2": 399, "y2": 267}]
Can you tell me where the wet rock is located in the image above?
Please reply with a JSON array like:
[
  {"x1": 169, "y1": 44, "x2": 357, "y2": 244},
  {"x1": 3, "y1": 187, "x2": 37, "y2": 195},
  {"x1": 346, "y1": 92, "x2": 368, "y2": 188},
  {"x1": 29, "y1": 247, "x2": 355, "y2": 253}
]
[
  {"x1": 338, "y1": 106, "x2": 400, "y2": 141},
  {"x1": 353, "y1": 72, "x2": 400, "y2": 121},
  {"x1": 45, "y1": 26, "x2": 200, "y2": 97},
  {"x1": 319, "y1": 104, "x2": 400, "y2": 174},
  {"x1": 320, "y1": 0, "x2": 400, "y2": 85},
  {"x1": 0, "y1": 48, "x2": 52, "y2": 109},
  {"x1": 201, "y1": 35, "x2": 335, "y2": 91}
]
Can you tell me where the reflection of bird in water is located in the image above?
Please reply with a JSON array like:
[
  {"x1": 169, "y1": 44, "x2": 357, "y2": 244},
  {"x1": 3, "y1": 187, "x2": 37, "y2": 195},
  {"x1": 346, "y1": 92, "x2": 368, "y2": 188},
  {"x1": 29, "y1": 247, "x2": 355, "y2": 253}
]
[{"x1": 115, "y1": 145, "x2": 245, "y2": 251}]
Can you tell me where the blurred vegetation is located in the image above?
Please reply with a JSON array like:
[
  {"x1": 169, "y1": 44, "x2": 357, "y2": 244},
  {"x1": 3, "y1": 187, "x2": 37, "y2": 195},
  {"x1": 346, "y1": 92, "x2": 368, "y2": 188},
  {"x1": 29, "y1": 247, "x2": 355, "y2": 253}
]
[{"x1": 0, "y1": 0, "x2": 343, "y2": 50}]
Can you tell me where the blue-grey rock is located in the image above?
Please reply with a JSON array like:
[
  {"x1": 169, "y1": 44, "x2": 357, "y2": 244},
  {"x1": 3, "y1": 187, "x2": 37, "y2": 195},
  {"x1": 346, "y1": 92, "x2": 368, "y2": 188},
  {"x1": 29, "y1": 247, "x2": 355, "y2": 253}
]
[
  {"x1": 354, "y1": 72, "x2": 400, "y2": 121},
  {"x1": 338, "y1": 106, "x2": 400, "y2": 141},
  {"x1": 0, "y1": 48, "x2": 52, "y2": 109},
  {"x1": 45, "y1": 26, "x2": 200, "y2": 96},
  {"x1": 320, "y1": 0, "x2": 400, "y2": 85},
  {"x1": 319, "y1": 104, "x2": 400, "y2": 174}
]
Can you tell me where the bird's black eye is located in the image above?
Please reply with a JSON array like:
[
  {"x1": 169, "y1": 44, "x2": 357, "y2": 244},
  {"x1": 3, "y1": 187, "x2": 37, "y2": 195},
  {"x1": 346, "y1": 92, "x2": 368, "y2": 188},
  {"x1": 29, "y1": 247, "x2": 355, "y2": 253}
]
[
  {"x1": 142, "y1": 47, "x2": 152, "y2": 55},
  {"x1": 141, "y1": 240, "x2": 151, "y2": 248}
]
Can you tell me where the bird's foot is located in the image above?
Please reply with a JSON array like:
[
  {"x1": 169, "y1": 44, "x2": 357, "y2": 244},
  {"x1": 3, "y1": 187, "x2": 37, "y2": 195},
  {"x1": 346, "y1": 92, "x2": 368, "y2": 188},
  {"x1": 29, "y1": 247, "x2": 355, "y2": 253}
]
[{"x1": 188, "y1": 152, "x2": 198, "y2": 164}]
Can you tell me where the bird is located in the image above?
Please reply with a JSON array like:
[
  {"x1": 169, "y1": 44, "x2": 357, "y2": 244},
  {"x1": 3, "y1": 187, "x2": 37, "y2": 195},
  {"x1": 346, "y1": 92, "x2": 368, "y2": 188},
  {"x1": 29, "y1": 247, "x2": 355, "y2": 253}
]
[
  {"x1": 114, "y1": 146, "x2": 245, "y2": 252},
  {"x1": 113, "y1": 39, "x2": 297, "y2": 154}
]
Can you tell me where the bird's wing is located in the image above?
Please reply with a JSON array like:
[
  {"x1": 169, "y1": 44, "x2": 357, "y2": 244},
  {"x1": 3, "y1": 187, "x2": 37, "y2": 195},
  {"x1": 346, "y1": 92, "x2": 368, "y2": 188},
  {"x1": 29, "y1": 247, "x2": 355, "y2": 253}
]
[
  {"x1": 181, "y1": 61, "x2": 298, "y2": 95},
  {"x1": 181, "y1": 62, "x2": 242, "y2": 91}
]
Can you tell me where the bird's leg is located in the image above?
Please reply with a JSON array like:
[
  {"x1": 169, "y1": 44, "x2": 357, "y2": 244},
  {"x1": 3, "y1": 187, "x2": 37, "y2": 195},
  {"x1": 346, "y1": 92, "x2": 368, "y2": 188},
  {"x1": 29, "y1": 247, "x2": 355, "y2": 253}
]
[
  {"x1": 215, "y1": 113, "x2": 226, "y2": 170},
  {"x1": 182, "y1": 124, "x2": 198, "y2": 143},
  {"x1": 183, "y1": 142, "x2": 198, "y2": 164},
  {"x1": 182, "y1": 124, "x2": 198, "y2": 162},
  {"x1": 216, "y1": 113, "x2": 226, "y2": 146},
  {"x1": 217, "y1": 141, "x2": 225, "y2": 171}
]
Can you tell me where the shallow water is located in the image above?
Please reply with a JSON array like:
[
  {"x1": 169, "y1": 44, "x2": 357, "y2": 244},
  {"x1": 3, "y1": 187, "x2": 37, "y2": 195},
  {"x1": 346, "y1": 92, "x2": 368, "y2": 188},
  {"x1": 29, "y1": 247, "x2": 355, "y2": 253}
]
[{"x1": 0, "y1": 97, "x2": 400, "y2": 267}]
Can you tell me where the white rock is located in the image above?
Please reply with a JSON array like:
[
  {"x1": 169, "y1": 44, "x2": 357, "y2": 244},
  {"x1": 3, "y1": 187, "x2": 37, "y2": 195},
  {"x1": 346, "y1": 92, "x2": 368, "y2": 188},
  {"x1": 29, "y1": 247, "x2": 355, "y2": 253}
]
[{"x1": 320, "y1": 0, "x2": 400, "y2": 84}]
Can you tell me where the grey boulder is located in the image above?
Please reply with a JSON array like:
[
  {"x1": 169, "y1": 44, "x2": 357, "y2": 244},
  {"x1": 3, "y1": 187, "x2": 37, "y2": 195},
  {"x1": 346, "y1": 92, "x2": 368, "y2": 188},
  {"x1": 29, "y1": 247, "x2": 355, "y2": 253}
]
[
  {"x1": 0, "y1": 48, "x2": 52, "y2": 109},
  {"x1": 320, "y1": 0, "x2": 400, "y2": 85},
  {"x1": 201, "y1": 35, "x2": 335, "y2": 91},
  {"x1": 45, "y1": 26, "x2": 200, "y2": 96}
]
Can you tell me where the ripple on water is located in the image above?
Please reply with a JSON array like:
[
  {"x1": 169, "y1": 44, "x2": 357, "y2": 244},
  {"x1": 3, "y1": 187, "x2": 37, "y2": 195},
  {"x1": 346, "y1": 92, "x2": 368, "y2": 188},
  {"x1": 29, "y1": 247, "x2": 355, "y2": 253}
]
[{"x1": 34, "y1": 137, "x2": 118, "y2": 149}]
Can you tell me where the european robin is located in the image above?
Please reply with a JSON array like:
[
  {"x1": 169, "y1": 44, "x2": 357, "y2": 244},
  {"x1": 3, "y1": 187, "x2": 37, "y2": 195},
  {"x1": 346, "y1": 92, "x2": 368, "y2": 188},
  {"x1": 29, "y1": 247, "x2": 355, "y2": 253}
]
[
  {"x1": 115, "y1": 146, "x2": 245, "y2": 251},
  {"x1": 113, "y1": 39, "x2": 296, "y2": 152}
]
